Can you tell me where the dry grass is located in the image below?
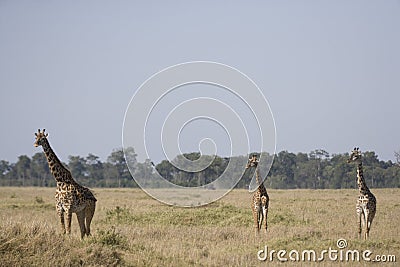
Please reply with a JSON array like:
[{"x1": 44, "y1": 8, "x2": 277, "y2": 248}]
[{"x1": 0, "y1": 187, "x2": 399, "y2": 266}]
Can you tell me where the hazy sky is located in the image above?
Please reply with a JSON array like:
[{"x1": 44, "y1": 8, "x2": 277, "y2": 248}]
[{"x1": 1, "y1": 1, "x2": 399, "y2": 164}]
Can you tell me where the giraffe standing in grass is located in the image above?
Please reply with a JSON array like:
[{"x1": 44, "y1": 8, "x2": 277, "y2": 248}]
[
  {"x1": 246, "y1": 154, "x2": 269, "y2": 236},
  {"x1": 347, "y1": 147, "x2": 377, "y2": 240},
  {"x1": 34, "y1": 129, "x2": 96, "y2": 239}
]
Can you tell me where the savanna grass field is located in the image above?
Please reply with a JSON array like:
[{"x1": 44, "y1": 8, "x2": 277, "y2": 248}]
[{"x1": 0, "y1": 187, "x2": 399, "y2": 266}]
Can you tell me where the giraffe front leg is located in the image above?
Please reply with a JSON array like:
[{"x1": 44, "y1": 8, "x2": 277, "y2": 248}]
[
  {"x1": 364, "y1": 209, "x2": 370, "y2": 240},
  {"x1": 56, "y1": 204, "x2": 65, "y2": 234},
  {"x1": 252, "y1": 205, "x2": 260, "y2": 236},
  {"x1": 356, "y1": 206, "x2": 362, "y2": 239},
  {"x1": 65, "y1": 210, "x2": 72, "y2": 235},
  {"x1": 261, "y1": 197, "x2": 268, "y2": 236}
]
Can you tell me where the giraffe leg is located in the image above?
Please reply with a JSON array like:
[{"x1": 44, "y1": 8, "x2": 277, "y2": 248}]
[
  {"x1": 261, "y1": 196, "x2": 268, "y2": 236},
  {"x1": 56, "y1": 205, "x2": 66, "y2": 234},
  {"x1": 85, "y1": 201, "x2": 96, "y2": 236},
  {"x1": 364, "y1": 209, "x2": 370, "y2": 240},
  {"x1": 264, "y1": 208, "x2": 268, "y2": 235},
  {"x1": 366, "y1": 212, "x2": 375, "y2": 240},
  {"x1": 65, "y1": 210, "x2": 72, "y2": 235},
  {"x1": 252, "y1": 205, "x2": 260, "y2": 236},
  {"x1": 356, "y1": 207, "x2": 362, "y2": 239},
  {"x1": 76, "y1": 210, "x2": 86, "y2": 239}
]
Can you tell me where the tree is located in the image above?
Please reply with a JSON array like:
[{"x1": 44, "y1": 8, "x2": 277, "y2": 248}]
[
  {"x1": 330, "y1": 153, "x2": 356, "y2": 189},
  {"x1": 0, "y1": 160, "x2": 11, "y2": 186},
  {"x1": 294, "y1": 160, "x2": 315, "y2": 189},
  {"x1": 395, "y1": 150, "x2": 400, "y2": 166},
  {"x1": 155, "y1": 159, "x2": 176, "y2": 182},
  {"x1": 15, "y1": 155, "x2": 31, "y2": 186},
  {"x1": 133, "y1": 159, "x2": 154, "y2": 187},
  {"x1": 107, "y1": 147, "x2": 136, "y2": 187},
  {"x1": 0, "y1": 160, "x2": 10, "y2": 176},
  {"x1": 68, "y1": 156, "x2": 87, "y2": 181},
  {"x1": 309, "y1": 149, "x2": 330, "y2": 189},
  {"x1": 31, "y1": 153, "x2": 52, "y2": 186},
  {"x1": 85, "y1": 153, "x2": 104, "y2": 185},
  {"x1": 269, "y1": 151, "x2": 296, "y2": 189},
  {"x1": 124, "y1": 147, "x2": 137, "y2": 174}
]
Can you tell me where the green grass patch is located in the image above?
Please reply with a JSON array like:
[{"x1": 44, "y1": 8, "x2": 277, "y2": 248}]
[{"x1": 105, "y1": 203, "x2": 252, "y2": 227}]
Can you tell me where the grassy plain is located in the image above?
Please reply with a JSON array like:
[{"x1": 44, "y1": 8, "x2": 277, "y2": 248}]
[{"x1": 0, "y1": 187, "x2": 399, "y2": 266}]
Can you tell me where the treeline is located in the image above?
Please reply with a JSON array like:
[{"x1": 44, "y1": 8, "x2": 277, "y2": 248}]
[
  {"x1": 155, "y1": 150, "x2": 400, "y2": 189},
  {"x1": 0, "y1": 148, "x2": 399, "y2": 189},
  {"x1": 265, "y1": 150, "x2": 399, "y2": 189}
]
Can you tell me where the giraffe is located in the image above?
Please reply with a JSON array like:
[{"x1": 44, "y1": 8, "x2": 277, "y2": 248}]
[
  {"x1": 246, "y1": 154, "x2": 269, "y2": 236},
  {"x1": 347, "y1": 147, "x2": 377, "y2": 240},
  {"x1": 34, "y1": 129, "x2": 96, "y2": 239}
]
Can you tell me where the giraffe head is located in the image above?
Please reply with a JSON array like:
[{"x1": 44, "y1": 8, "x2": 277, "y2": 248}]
[
  {"x1": 34, "y1": 129, "x2": 49, "y2": 147},
  {"x1": 246, "y1": 154, "x2": 259, "y2": 169},
  {"x1": 347, "y1": 147, "x2": 362, "y2": 163}
]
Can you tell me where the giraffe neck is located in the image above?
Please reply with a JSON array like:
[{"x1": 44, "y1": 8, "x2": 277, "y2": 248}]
[
  {"x1": 255, "y1": 168, "x2": 263, "y2": 188},
  {"x1": 357, "y1": 162, "x2": 370, "y2": 195},
  {"x1": 41, "y1": 139, "x2": 74, "y2": 184}
]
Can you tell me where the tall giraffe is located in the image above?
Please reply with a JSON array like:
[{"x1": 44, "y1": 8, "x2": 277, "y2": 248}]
[
  {"x1": 246, "y1": 154, "x2": 269, "y2": 236},
  {"x1": 34, "y1": 129, "x2": 96, "y2": 239},
  {"x1": 347, "y1": 147, "x2": 377, "y2": 239}
]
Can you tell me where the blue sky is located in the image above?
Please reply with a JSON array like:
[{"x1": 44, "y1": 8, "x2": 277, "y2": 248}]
[{"x1": 1, "y1": 1, "x2": 399, "y2": 163}]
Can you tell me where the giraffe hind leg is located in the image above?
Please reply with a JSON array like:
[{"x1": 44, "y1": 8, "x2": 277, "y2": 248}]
[
  {"x1": 85, "y1": 201, "x2": 96, "y2": 236},
  {"x1": 366, "y1": 215, "x2": 374, "y2": 240},
  {"x1": 76, "y1": 210, "x2": 86, "y2": 239},
  {"x1": 262, "y1": 207, "x2": 268, "y2": 235},
  {"x1": 261, "y1": 197, "x2": 268, "y2": 235},
  {"x1": 367, "y1": 208, "x2": 376, "y2": 239},
  {"x1": 258, "y1": 210, "x2": 263, "y2": 231}
]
